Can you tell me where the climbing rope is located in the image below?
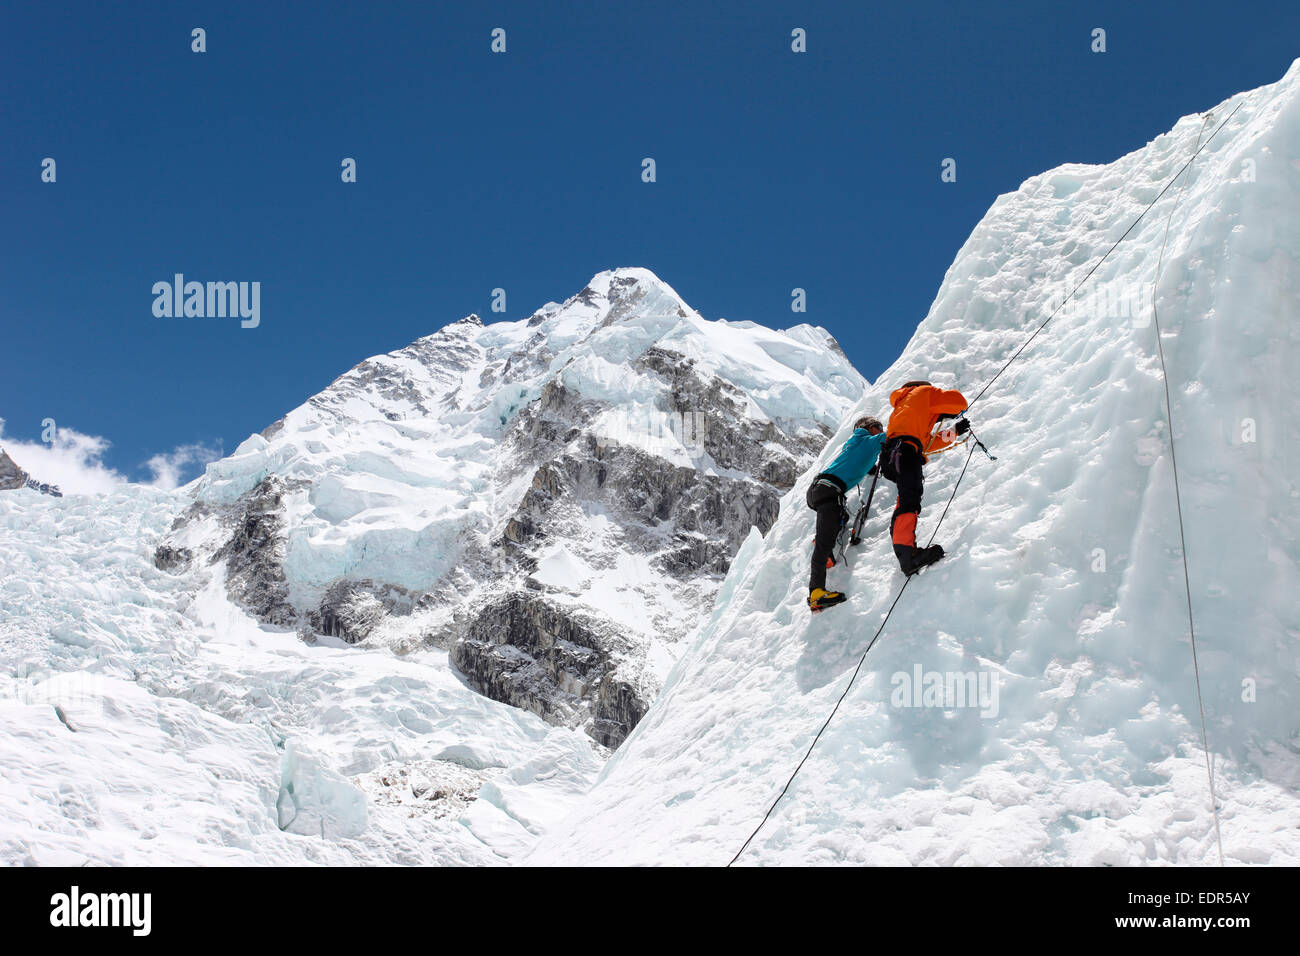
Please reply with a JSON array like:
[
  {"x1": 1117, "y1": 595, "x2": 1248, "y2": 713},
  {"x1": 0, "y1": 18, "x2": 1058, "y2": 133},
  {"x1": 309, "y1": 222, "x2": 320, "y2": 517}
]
[
  {"x1": 727, "y1": 443, "x2": 978, "y2": 867},
  {"x1": 1149, "y1": 113, "x2": 1226, "y2": 866},
  {"x1": 728, "y1": 100, "x2": 1244, "y2": 866},
  {"x1": 968, "y1": 102, "x2": 1244, "y2": 412}
]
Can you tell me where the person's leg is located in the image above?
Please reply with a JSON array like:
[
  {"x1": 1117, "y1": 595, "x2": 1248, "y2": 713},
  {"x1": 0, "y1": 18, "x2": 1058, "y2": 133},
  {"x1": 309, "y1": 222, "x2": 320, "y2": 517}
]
[
  {"x1": 807, "y1": 483, "x2": 842, "y2": 592},
  {"x1": 889, "y1": 442, "x2": 928, "y2": 573}
]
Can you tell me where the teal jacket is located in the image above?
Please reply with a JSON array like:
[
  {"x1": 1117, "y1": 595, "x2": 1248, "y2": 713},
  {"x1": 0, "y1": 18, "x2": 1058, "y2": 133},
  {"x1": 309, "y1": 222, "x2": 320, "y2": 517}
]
[{"x1": 822, "y1": 428, "x2": 886, "y2": 490}]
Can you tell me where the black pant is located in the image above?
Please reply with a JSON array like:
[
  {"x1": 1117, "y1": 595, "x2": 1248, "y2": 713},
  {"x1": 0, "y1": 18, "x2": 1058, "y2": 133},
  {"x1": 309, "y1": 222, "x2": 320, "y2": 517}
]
[
  {"x1": 879, "y1": 437, "x2": 925, "y2": 569},
  {"x1": 879, "y1": 437, "x2": 924, "y2": 514},
  {"x1": 806, "y1": 476, "x2": 847, "y2": 592}
]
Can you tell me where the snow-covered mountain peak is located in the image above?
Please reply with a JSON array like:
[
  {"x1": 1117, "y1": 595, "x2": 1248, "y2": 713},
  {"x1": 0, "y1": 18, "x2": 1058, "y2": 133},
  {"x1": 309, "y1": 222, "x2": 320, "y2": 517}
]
[
  {"x1": 571, "y1": 267, "x2": 693, "y2": 325},
  {"x1": 162, "y1": 270, "x2": 868, "y2": 748}
]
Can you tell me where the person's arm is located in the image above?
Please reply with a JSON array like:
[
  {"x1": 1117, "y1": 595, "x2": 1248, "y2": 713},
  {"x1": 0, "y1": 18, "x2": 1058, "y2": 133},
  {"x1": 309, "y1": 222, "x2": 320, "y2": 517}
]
[{"x1": 930, "y1": 389, "x2": 968, "y2": 417}]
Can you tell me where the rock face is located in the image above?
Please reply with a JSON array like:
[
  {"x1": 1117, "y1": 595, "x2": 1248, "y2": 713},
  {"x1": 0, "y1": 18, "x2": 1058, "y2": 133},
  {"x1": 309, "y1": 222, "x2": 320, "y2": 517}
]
[
  {"x1": 450, "y1": 592, "x2": 645, "y2": 748},
  {"x1": 309, "y1": 579, "x2": 413, "y2": 644},
  {"x1": 155, "y1": 268, "x2": 867, "y2": 746},
  {"x1": 0, "y1": 450, "x2": 27, "y2": 491},
  {"x1": 213, "y1": 478, "x2": 296, "y2": 627},
  {"x1": 152, "y1": 545, "x2": 192, "y2": 573},
  {"x1": 0, "y1": 448, "x2": 62, "y2": 497}
]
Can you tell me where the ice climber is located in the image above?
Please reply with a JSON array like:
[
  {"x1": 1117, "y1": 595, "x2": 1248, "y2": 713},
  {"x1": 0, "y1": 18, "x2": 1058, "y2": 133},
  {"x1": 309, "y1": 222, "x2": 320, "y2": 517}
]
[
  {"x1": 879, "y1": 379, "x2": 969, "y2": 576},
  {"x1": 806, "y1": 416, "x2": 886, "y2": 611}
]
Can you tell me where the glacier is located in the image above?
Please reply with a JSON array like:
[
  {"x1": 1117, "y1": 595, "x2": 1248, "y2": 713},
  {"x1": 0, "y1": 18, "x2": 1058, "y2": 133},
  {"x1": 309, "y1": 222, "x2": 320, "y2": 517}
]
[{"x1": 0, "y1": 484, "x2": 606, "y2": 864}]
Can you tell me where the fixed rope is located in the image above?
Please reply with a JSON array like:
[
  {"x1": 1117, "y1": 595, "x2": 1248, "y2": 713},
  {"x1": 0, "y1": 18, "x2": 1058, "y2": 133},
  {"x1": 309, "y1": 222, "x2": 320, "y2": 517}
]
[
  {"x1": 727, "y1": 101, "x2": 1243, "y2": 865},
  {"x1": 1149, "y1": 113, "x2": 1226, "y2": 866},
  {"x1": 968, "y1": 101, "x2": 1244, "y2": 412},
  {"x1": 727, "y1": 443, "x2": 978, "y2": 867}
]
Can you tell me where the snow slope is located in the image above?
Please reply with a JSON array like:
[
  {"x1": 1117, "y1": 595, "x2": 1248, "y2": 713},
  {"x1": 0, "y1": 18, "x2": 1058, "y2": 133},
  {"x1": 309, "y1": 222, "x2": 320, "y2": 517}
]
[{"x1": 529, "y1": 62, "x2": 1300, "y2": 865}]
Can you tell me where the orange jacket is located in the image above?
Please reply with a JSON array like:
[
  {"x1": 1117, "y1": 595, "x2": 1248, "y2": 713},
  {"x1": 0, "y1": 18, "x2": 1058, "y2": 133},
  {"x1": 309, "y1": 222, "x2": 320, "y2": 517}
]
[{"x1": 886, "y1": 383, "x2": 969, "y2": 458}]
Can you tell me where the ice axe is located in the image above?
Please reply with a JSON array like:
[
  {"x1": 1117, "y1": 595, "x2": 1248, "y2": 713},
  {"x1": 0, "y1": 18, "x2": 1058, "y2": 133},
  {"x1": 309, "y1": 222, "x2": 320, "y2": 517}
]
[
  {"x1": 934, "y1": 416, "x2": 998, "y2": 462},
  {"x1": 848, "y1": 468, "x2": 880, "y2": 546},
  {"x1": 963, "y1": 420, "x2": 997, "y2": 461}
]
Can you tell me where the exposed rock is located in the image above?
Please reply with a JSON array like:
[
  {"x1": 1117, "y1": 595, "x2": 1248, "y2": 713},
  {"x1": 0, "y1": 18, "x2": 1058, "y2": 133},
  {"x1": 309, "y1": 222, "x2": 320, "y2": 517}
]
[
  {"x1": 153, "y1": 545, "x2": 192, "y2": 573},
  {"x1": 0, "y1": 449, "x2": 26, "y2": 491},
  {"x1": 450, "y1": 592, "x2": 647, "y2": 746},
  {"x1": 0, "y1": 448, "x2": 63, "y2": 497},
  {"x1": 636, "y1": 346, "x2": 831, "y2": 485},
  {"x1": 310, "y1": 579, "x2": 413, "y2": 644},
  {"x1": 354, "y1": 759, "x2": 500, "y2": 819},
  {"x1": 212, "y1": 477, "x2": 295, "y2": 627},
  {"x1": 593, "y1": 675, "x2": 649, "y2": 750}
]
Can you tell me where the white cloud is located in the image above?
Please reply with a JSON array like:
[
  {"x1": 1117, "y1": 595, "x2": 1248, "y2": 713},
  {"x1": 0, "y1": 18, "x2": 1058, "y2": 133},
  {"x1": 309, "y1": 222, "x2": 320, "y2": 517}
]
[
  {"x1": 0, "y1": 419, "x2": 223, "y2": 495},
  {"x1": 143, "y1": 441, "x2": 224, "y2": 491},
  {"x1": 0, "y1": 418, "x2": 125, "y2": 494}
]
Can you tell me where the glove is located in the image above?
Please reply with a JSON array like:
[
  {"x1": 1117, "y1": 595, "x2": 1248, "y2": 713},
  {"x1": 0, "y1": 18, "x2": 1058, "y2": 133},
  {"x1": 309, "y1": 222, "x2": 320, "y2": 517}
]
[{"x1": 955, "y1": 419, "x2": 970, "y2": 436}]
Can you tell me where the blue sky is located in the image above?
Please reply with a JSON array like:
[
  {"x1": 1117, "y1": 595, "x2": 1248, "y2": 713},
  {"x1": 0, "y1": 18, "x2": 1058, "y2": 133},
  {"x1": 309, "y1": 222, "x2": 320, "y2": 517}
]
[{"x1": 2, "y1": 0, "x2": 1297, "y2": 484}]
